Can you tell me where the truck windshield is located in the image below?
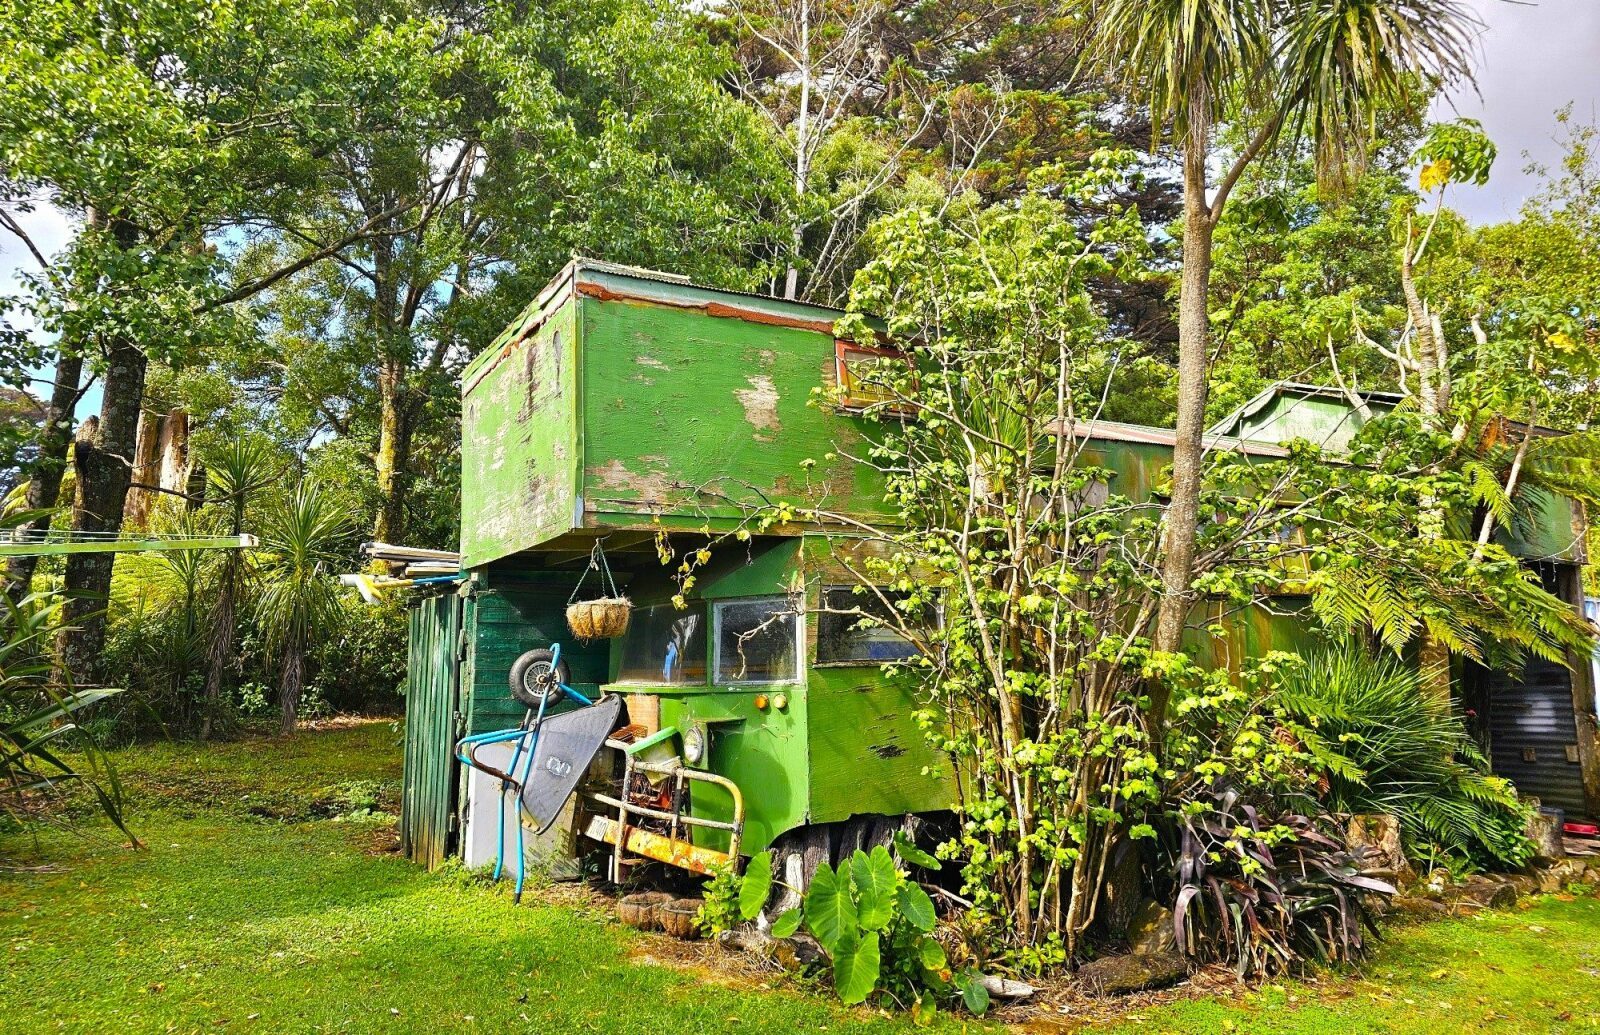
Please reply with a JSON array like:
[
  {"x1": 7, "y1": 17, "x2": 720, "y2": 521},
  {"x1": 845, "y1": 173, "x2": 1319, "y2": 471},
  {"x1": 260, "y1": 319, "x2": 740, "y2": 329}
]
[{"x1": 616, "y1": 603, "x2": 706, "y2": 685}]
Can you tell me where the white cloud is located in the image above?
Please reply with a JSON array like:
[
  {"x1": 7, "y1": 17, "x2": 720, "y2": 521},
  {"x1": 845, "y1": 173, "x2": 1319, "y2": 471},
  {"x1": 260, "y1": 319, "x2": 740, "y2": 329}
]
[{"x1": 1432, "y1": 0, "x2": 1600, "y2": 224}]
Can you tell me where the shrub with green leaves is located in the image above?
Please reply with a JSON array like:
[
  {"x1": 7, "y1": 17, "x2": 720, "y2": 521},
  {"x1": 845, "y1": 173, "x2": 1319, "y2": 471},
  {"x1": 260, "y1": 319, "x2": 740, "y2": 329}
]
[
  {"x1": 1273, "y1": 649, "x2": 1535, "y2": 869},
  {"x1": 740, "y1": 834, "x2": 989, "y2": 1018},
  {"x1": 694, "y1": 861, "x2": 745, "y2": 937},
  {"x1": 0, "y1": 589, "x2": 136, "y2": 843}
]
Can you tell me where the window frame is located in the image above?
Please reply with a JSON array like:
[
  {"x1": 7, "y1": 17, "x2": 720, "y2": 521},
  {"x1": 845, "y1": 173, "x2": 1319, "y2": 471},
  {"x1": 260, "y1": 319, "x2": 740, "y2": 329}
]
[
  {"x1": 711, "y1": 595, "x2": 805, "y2": 686},
  {"x1": 814, "y1": 585, "x2": 921, "y2": 667},
  {"x1": 833, "y1": 338, "x2": 916, "y2": 415},
  {"x1": 612, "y1": 600, "x2": 710, "y2": 687}
]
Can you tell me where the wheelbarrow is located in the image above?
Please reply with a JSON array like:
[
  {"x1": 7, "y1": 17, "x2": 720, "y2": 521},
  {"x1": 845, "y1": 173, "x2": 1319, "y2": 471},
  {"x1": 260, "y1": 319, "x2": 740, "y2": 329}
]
[{"x1": 454, "y1": 643, "x2": 622, "y2": 901}]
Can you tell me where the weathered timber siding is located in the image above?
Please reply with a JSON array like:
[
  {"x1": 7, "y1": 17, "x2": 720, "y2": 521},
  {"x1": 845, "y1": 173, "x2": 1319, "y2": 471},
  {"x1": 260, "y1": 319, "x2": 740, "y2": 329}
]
[
  {"x1": 1230, "y1": 393, "x2": 1390, "y2": 454},
  {"x1": 798, "y1": 535, "x2": 955, "y2": 824},
  {"x1": 803, "y1": 664, "x2": 954, "y2": 824},
  {"x1": 577, "y1": 291, "x2": 888, "y2": 529},
  {"x1": 460, "y1": 297, "x2": 580, "y2": 568},
  {"x1": 461, "y1": 568, "x2": 609, "y2": 736},
  {"x1": 401, "y1": 592, "x2": 462, "y2": 870}
]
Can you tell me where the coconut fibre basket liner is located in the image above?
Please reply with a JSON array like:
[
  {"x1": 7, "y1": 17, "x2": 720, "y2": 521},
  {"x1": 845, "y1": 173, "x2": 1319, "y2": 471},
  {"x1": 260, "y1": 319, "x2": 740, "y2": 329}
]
[{"x1": 515, "y1": 694, "x2": 624, "y2": 833}]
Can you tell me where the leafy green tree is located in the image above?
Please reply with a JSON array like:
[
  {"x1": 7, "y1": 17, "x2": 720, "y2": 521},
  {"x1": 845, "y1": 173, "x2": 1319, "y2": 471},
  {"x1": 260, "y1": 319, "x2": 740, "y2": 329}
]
[
  {"x1": 778, "y1": 179, "x2": 1592, "y2": 962},
  {"x1": 0, "y1": 0, "x2": 455, "y2": 680},
  {"x1": 1461, "y1": 105, "x2": 1600, "y2": 433},
  {"x1": 1075, "y1": 0, "x2": 1481, "y2": 694},
  {"x1": 240, "y1": 0, "x2": 786, "y2": 548},
  {"x1": 255, "y1": 481, "x2": 349, "y2": 733}
]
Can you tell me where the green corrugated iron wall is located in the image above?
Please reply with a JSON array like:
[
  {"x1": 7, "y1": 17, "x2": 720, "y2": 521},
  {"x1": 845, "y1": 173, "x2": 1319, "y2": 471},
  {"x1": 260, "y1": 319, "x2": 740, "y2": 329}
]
[{"x1": 401, "y1": 591, "x2": 463, "y2": 870}]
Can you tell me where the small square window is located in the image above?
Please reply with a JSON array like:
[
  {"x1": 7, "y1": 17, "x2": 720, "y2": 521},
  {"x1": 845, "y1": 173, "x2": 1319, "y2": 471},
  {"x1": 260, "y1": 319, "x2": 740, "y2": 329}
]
[
  {"x1": 714, "y1": 597, "x2": 802, "y2": 683},
  {"x1": 835, "y1": 340, "x2": 913, "y2": 413},
  {"x1": 817, "y1": 587, "x2": 919, "y2": 664}
]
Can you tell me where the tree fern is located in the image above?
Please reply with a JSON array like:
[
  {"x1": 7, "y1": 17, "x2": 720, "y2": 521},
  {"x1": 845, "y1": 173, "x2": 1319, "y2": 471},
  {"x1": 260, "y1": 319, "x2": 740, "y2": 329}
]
[{"x1": 1273, "y1": 648, "x2": 1534, "y2": 869}]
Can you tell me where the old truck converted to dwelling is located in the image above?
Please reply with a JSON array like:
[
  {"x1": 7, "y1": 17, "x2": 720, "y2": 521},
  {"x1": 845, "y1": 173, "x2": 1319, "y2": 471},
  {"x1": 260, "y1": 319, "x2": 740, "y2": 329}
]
[{"x1": 399, "y1": 260, "x2": 1599, "y2": 881}]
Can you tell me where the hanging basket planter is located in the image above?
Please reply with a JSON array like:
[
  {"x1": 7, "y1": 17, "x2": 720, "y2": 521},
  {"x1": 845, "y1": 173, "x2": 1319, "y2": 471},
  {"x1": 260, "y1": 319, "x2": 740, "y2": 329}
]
[
  {"x1": 566, "y1": 596, "x2": 632, "y2": 641},
  {"x1": 565, "y1": 539, "x2": 632, "y2": 641}
]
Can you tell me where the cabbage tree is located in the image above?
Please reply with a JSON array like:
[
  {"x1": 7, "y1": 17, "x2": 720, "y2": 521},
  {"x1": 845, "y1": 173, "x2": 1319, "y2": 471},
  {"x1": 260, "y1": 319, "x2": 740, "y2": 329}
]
[
  {"x1": 1076, "y1": 0, "x2": 1481, "y2": 719},
  {"x1": 255, "y1": 481, "x2": 348, "y2": 734}
]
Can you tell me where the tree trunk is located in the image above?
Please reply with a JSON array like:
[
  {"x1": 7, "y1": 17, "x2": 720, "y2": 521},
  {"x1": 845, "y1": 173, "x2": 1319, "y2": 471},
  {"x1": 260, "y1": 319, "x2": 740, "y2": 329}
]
[
  {"x1": 200, "y1": 553, "x2": 237, "y2": 740},
  {"x1": 3, "y1": 349, "x2": 84, "y2": 601},
  {"x1": 372, "y1": 359, "x2": 415, "y2": 547},
  {"x1": 123, "y1": 409, "x2": 191, "y2": 528},
  {"x1": 122, "y1": 409, "x2": 163, "y2": 529},
  {"x1": 56, "y1": 336, "x2": 148, "y2": 684},
  {"x1": 279, "y1": 639, "x2": 305, "y2": 735},
  {"x1": 1150, "y1": 103, "x2": 1217, "y2": 706}
]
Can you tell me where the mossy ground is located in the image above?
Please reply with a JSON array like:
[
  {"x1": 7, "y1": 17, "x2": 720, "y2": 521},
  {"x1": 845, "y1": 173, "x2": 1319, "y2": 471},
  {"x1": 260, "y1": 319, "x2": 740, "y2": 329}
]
[{"x1": 3, "y1": 722, "x2": 1596, "y2": 1034}]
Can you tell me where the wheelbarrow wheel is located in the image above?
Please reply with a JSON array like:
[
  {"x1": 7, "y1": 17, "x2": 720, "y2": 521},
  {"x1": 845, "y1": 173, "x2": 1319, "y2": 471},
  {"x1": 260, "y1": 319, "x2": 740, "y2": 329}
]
[{"x1": 509, "y1": 648, "x2": 571, "y2": 708}]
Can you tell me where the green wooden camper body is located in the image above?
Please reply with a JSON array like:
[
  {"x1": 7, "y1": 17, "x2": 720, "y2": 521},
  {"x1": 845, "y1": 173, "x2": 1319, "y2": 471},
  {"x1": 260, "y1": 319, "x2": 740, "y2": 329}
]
[
  {"x1": 451, "y1": 262, "x2": 943, "y2": 855},
  {"x1": 405, "y1": 263, "x2": 1596, "y2": 867}
]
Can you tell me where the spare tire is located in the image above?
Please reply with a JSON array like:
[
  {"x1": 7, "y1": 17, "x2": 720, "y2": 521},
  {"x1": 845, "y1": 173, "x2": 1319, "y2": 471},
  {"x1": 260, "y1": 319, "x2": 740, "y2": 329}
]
[{"x1": 508, "y1": 648, "x2": 571, "y2": 709}]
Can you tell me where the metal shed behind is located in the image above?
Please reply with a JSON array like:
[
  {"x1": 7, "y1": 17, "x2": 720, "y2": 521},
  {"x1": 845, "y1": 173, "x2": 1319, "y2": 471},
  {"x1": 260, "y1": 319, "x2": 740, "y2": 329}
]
[{"x1": 400, "y1": 591, "x2": 463, "y2": 869}]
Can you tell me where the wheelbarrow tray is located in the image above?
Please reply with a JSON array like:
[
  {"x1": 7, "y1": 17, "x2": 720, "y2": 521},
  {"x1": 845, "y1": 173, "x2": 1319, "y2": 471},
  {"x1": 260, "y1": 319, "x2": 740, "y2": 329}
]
[{"x1": 514, "y1": 694, "x2": 623, "y2": 833}]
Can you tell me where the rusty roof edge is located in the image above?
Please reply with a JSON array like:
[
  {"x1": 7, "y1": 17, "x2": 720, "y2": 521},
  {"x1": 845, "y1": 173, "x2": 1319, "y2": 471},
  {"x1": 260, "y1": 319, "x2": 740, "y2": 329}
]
[
  {"x1": 460, "y1": 264, "x2": 580, "y2": 396},
  {"x1": 569, "y1": 257, "x2": 852, "y2": 318},
  {"x1": 570, "y1": 256, "x2": 693, "y2": 286}
]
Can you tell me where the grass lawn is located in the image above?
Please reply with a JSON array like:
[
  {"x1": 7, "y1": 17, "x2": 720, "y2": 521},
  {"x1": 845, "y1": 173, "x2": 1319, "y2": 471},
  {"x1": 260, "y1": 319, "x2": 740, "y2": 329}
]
[{"x1": 3, "y1": 723, "x2": 1598, "y2": 1034}]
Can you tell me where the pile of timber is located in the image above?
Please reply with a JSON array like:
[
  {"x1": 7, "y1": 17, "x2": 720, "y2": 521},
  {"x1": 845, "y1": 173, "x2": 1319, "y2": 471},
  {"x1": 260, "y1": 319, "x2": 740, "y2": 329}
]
[{"x1": 362, "y1": 541, "x2": 461, "y2": 578}]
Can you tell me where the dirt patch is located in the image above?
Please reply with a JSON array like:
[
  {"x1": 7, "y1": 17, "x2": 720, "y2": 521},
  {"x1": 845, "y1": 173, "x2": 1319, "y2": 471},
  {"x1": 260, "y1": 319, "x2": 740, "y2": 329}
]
[{"x1": 1002, "y1": 963, "x2": 1251, "y2": 1029}]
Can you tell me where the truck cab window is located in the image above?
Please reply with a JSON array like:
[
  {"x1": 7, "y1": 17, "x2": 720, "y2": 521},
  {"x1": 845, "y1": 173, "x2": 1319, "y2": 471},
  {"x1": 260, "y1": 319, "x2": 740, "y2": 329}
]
[
  {"x1": 816, "y1": 587, "x2": 918, "y2": 664},
  {"x1": 714, "y1": 597, "x2": 801, "y2": 683},
  {"x1": 617, "y1": 603, "x2": 706, "y2": 685}
]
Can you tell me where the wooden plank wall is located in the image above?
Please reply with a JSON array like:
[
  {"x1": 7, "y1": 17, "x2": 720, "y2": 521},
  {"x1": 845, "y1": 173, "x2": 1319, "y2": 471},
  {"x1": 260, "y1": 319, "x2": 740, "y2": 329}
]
[{"x1": 462, "y1": 570, "x2": 611, "y2": 736}]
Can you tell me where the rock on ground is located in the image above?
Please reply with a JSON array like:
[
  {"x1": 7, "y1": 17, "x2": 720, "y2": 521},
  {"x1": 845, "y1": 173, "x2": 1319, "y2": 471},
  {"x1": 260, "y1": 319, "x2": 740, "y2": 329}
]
[
  {"x1": 1076, "y1": 952, "x2": 1188, "y2": 996},
  {"x1": 1127, "y1": 899, "x2": 1176, "y2": 957}
]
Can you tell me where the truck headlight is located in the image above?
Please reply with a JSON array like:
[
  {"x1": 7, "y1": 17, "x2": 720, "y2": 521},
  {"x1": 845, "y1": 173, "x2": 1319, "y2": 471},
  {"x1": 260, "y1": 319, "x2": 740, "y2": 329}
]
[{"x1": 683, "y1": 724, "x2": 707, "y2": 765}]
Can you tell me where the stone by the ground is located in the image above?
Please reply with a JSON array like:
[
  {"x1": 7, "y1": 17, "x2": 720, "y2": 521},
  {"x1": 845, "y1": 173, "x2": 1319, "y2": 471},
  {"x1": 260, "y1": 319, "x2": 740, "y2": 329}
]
[
  {"x1": 1393, "y1": 894, "x2": 1452, "y2": 917},
  {"x1": 1346, "y1": 813, "x2": 1412, "y2": 882},
  {"x1": 1443, "y1": 876, "x2": 1518, "y2": 911},
  {"x1": 1127, "y1": 899, "x2": 1176, "y2": 956},
  {"x1": 978, "y1": 975, "x2": 1037, "y2": 1000},
  {"x1": 1076, "y1": 952, "x2": 1188, "y2": 996},
  {"x1": 1525, "y1": 809, "x2": 1565, "y2": 861}
]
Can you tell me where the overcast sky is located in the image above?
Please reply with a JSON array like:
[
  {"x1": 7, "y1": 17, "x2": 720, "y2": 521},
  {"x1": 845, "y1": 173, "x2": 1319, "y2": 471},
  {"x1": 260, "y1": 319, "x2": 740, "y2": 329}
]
[
  {"x1": 1433, "y1": 0, "x2": 1600, "y2": 223},
  {"x1": 2, "y1": 1, "x2": 1597, "y2": 368}
]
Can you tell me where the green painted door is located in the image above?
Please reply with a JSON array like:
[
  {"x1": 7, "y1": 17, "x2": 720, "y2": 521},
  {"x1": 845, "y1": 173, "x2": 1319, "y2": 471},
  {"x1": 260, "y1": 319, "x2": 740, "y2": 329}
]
[{"x1": 401, "y1": 591, "x2": 463, "y2": 869}]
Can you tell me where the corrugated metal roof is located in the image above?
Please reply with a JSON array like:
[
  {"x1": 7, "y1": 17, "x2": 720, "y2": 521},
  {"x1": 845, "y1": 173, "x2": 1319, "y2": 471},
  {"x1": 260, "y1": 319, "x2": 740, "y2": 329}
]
[
  {"x1": 1052, "y1": 418, "x2": 1292, "y2": 458},
  {"x1": 570, "y1": 256, "x2": 848, "y2": 316}
]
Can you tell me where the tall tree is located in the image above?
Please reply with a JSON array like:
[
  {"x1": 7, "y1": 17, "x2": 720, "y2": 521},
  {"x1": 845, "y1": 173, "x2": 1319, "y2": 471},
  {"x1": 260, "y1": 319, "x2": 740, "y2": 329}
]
[
  {"x1": 0, "y1": 0, "x2": 454, "y2": 679},
  {"x1": 248, "y1": 0, "x2": 786, "y2": 548},
  {"x1": 1076, "y1": 0, "x2": 1480, "y2": 719}
]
